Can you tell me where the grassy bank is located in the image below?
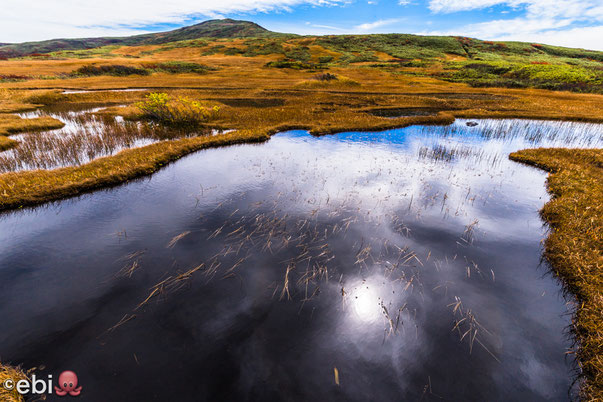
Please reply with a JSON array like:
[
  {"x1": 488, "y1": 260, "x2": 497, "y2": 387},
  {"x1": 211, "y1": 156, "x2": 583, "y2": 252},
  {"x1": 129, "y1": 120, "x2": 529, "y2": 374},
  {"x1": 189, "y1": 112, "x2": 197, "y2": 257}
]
[
  {"x1": 0, "y1": 128, "x2": 266, "y2": 211},
  {"x1": 0, "y1": 114, "x2": 64, "y2": 135},
  {"x1": 0, "y1": 363, "x2": 27, "y2": 402},
  {"x1": 509, "y1": 148, "x2": 603, "y2": 399},
  {"x1": 0, "y1": 113, "x2": 64, "y2": 153},
  {"x1": 0, "y1": 112, "x2": 454, "y2": 211},
  {"x1": 0, "y1": 136, "x2": 18, "y2": 151}
]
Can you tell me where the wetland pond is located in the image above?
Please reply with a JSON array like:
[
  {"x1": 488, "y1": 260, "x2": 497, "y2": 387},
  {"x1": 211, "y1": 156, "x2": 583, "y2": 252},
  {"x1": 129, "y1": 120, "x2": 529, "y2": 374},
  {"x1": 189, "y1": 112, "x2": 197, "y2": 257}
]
[{"x1": 1, "y1": 117, "x2": 602, "y2": 401}]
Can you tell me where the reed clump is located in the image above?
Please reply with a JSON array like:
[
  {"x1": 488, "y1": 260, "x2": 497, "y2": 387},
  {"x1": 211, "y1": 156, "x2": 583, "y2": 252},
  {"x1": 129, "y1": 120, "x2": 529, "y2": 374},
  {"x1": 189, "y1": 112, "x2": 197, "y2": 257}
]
[
  {"x1": 509, "y1": 148, "x2": 603, "y2": 399},
  {"x1": 0, "y1": 114, "x2": 200, "y2": 172}
]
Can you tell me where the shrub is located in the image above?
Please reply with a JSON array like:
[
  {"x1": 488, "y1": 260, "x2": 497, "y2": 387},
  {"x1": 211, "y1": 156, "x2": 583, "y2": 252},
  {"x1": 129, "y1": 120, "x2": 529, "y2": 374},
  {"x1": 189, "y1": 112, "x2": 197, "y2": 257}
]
[
  {"x1": 137, "y1": 93, "x2": 220, "y2": 128},
  {"x1": 74, "y1": 65, "x2": 150, "y2": 77},
  {"x1": 142, "y1": 62, "x2": 215, "y2": 74},
  {"x1": 283, "y1": 46, "x2": 311, "y2": 62},
  {"x1": 0, "y1": 74, "x2": 30, "y2": 82},
  {"x1": 318, "y1": 56, "x2": 334, "y2": 63},
  {"x1": 313, "y1": 72, "x2": 338, "y2": 81},
  {"x1": 265, "y1": 60, "x2": 320, "y2": 70},
  {"x1": 463, "y1": 63, "x2": 512, "y2": 75}
]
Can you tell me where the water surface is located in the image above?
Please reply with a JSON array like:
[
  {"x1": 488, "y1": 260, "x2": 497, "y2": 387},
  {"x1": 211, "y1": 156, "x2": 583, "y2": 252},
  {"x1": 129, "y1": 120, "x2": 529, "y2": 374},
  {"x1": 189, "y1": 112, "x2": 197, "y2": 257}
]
[{"x1": 1, "y1": 119, "x2": 601, "y2": 401}]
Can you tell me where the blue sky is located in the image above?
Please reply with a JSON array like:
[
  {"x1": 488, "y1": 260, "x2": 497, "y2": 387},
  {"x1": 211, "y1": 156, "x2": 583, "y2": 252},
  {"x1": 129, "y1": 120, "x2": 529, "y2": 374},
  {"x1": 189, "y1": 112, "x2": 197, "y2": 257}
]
[{"x1": 2, "y1": 0, "x2": 603, "y2": 50}]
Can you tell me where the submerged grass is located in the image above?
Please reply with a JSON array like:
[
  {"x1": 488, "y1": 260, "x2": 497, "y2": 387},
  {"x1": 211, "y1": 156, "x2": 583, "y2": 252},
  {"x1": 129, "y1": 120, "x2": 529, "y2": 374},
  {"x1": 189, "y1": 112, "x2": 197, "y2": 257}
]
[
  {"x1": 0, "y1": 128, "x2": 269, "y2": 210},
  {"x1": 0, "y1": 111, "x2": 454, "y2": 211},
  {"x1": 509, "y1": 148, "x2": 603, "y2": 400}
]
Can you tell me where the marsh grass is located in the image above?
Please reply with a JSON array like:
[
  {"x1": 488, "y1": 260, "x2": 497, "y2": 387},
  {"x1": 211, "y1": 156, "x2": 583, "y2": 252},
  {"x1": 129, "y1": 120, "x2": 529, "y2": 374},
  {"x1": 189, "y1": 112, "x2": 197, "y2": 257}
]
[
  {"x1": 0, "y1": 114, "x2": 64, "y2": 135},
  {"x1": 509, "y1": 148, "x2": 603, "y2": 399},
  {"x1": 0, "y1": 30, "x2": 601, "y2": 398},
  {"x1": 74, "y1": 65, "x2": 150, "y2": 77},
  {"x1": 0, "y1": 127, "x2": 271, "y2": 211},
  {"x1": 72, "y1": 62, "x2": 216, "y2": 78},
  {"x1": 0, "y1": 112, "x2": 208, "y2": 172},
  {"x1": 295, "y1": 75, "x2": 360, "y2": 88},
  {"x1": 0, "y1": 136, "x2": 18, "y2": 151},
  {"x1": 0, "y1": 363, "x2": 27, "y2": 402}
]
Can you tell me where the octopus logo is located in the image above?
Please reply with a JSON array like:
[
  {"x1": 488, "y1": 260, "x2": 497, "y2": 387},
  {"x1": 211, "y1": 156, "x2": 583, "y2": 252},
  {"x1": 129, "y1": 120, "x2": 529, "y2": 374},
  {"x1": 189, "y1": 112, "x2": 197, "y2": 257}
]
[{"x1": 54, "y1": 371, "x2": 82, "y2": 397}]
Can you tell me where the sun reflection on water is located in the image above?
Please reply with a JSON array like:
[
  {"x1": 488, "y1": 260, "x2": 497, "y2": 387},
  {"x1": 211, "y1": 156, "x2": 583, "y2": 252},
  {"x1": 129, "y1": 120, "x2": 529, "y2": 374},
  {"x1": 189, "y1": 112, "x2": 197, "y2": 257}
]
[{"x1": 351, "y1": 283, "x2": 382, "y2": 323}]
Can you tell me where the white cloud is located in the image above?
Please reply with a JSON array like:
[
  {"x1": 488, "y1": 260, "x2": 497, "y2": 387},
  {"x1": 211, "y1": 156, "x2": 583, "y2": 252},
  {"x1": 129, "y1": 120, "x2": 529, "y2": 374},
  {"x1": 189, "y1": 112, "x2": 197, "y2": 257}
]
[
  {"x1": 423, "y1": 21, "x2": 603, "y2": 51},
  {"x1": 428, "y1": 0, "x2": 603, "y2": 20},
  {"x1": 0, "y1": 0, "x2": 345, "y2": 42},
  {"x1": 424, "y1": 0, "x2": 603, "y2": 50},
  {"x1": 429, "y1": 0, "x2": 520, "y2": 13},
  {"x1": 355, "y1": 18, "x2": 403, "y2": 30},
  {"x1": 501, "y1": 25, "x2": 603, "y2": 50}
]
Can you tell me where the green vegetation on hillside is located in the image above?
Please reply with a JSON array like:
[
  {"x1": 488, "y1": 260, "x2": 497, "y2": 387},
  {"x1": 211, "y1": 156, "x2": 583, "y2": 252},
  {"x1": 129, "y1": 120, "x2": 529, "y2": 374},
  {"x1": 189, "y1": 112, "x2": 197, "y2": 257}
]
[
  {"x1": 2, "y1": 19, "x2": 602, "y2": 93},
  {"x1": 0, "y1": 19, "x2": 283, "y2": 58},
  {"x1": 440, "y1": 60, "x2": 603, "y2": 93},
  {"x1": 71, "y1": 62, "x2": 215, "y2": 77}
]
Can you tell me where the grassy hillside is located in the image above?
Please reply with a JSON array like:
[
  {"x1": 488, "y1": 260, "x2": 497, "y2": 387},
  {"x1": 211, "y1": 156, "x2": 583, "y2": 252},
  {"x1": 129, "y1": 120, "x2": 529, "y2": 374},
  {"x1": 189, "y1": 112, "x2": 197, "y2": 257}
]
[
  {"x1": 0, "y1": 19, "x2": 282, "y2": 59},
  {"x1": 1, "y1": 19, "x2": 603, "y2": 93}
]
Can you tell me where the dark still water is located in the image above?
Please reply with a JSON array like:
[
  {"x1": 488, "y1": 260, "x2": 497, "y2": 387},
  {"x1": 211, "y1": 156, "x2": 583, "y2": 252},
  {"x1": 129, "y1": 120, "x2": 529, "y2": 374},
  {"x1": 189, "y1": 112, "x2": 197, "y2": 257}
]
[{"x1": 1, "y1": 119, "x2": 601, "y2": 401}]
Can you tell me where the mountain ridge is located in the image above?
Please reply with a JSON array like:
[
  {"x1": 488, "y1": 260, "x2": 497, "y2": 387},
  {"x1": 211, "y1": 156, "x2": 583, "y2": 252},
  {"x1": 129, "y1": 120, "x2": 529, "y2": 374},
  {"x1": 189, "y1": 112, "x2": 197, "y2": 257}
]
[
  {"x1": 0, "y1": 19, "x2": 284, "y2": 58},
  {"x1": 1, "y1": 18, "x2": 602, "y2": 62}
]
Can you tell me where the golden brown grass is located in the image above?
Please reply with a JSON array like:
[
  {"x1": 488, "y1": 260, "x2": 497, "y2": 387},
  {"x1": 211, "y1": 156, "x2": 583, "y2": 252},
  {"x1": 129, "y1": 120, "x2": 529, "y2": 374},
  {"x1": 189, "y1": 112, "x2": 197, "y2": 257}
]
[
  {"x1": 0, "y1": 363, "x2": 27, "y2": 402},
  {"x1": 1, "y1": 53, "x2": 602, "y2": 124},
  {"x1": 294, "y1": 75, "x2": 360, "y2": 89},
  {"x1": 0, "y1": 136, "x2": 18, "y2": 151},
  {"x1": 0, "y1": 39, "x2": 601, "y2": 399},
  {"x1": 0, "y1": 128, "x2": 270, "y2": 210},
  {"x1": 510, "y1": 148, "x2": 603, "y2": 400},
  {"x1": 0, "y1": 114, "x2": 64, "y2": 135},
  {"x1": 0, "y1": 52, "x2": 600, "y2": 215},
  {"x1": 0, "y1": 110, "x2": 454, "y2": 211}
]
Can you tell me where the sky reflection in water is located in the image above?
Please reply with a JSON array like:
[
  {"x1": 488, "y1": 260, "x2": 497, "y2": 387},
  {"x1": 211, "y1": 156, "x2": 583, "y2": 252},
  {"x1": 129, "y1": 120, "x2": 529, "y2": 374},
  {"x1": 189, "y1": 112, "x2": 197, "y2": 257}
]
[{"x1": 0, "y1": 118, "x2": 601, "y2": 401}]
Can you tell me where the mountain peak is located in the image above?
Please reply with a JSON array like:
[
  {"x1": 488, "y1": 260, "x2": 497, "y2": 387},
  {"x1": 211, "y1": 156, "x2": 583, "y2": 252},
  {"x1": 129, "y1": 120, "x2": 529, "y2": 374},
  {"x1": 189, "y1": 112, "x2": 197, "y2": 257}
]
[
  {"x1": 0, "y1": 19, "x2": 279, "y2": 58},
  {"x1": 149, "y1": 19, "x2": 273, "y2": 41}
]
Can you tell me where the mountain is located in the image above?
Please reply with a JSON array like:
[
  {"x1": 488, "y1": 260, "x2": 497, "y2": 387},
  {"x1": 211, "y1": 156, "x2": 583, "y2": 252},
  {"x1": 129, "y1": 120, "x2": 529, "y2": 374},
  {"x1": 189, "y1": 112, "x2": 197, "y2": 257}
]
[
  {"x1": 1, "y1": 18, "x2": 602, "y2": 66},
  {"x1": 0, "y1": 19, "x2": 283, "y2": 58},
  {"x1": 134, "y1": 19, "x2": 275, "y2": 42}
]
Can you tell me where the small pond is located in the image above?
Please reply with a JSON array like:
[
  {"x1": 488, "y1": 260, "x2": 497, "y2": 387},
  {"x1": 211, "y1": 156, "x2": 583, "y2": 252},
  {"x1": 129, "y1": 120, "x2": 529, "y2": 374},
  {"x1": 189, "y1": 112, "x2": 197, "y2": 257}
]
[{"x1": 0, "y1": 118, "x2": 601, "y2": 400}]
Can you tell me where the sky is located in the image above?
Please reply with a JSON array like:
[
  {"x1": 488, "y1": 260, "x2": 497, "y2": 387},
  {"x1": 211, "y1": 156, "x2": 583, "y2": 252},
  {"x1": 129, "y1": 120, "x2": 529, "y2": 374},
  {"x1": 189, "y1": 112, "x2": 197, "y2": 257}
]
[{"x1": 1, "y1": 0, "x2": 602, "y2": 50}]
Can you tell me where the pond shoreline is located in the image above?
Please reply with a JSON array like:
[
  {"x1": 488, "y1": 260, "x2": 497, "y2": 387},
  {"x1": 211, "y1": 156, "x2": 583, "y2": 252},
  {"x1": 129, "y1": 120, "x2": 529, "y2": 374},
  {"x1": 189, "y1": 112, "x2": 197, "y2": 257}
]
[
  {"x1": 510, "y1": 148, "x2": 603, "y2": 399},
  {"x1": 0, "y1": 113, "x2": 455, "y2": 212},
  {"x1": 1, "y1": 121, "x2": 591, "y2": 400},
  {"x1": 0, "y1": 115, "x2": 601, "y2": 398}
]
